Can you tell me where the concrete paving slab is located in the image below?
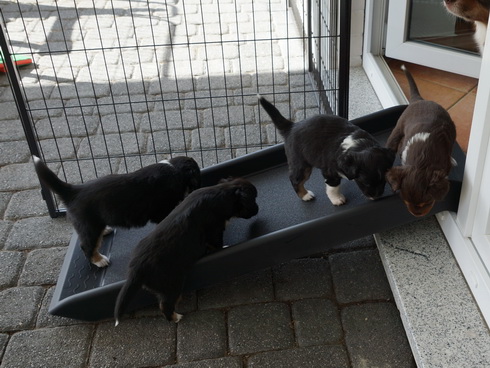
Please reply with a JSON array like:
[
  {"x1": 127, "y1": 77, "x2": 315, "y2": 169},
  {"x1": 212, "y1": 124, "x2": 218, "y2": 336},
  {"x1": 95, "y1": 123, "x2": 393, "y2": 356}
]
[
  {"x1": 18, "y1": 247, "x2": 66, "y2": 286},
  {"x1": 330, "y1": 249, "x2": 393, "y2": 303},
  {"x1": 228, "y1": 302, "x2": 294, "y2": 355},
  {"x1": 273, "y1": 258, "x2": 333, "y2": 300},
  {"x1": 247, "y1": 345, "x2": 350, "y2": 368},
  {"x1": 0, "y1": 286, "x2": 45, "y2": 332},
  {"x1": 291, "y1": 298, "x2": 343, "y2": 346},
  {"x1": 177, "y1": 310, "x2": 226, "y2": 362},
  {"x1": 342, "y1": 302, "x2": 416, "y2": 368},
  {"x1": 0, "y1": 325, "x2": 93, "y2": 368},
  {"x1": 0, "y1": 251, "x2": 24, "y2": 288},
  {"x1": 90, "y1": 317, "x2": 176, "y2": 367}
]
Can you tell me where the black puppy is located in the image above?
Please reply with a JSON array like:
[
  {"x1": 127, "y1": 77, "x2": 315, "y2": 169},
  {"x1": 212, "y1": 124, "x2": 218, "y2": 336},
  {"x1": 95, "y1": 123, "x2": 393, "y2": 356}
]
[
  {"x1": 259, "y1": 96, "x2": 395, "y2": 205},
  {"x1": 33, "y1": 156, "x2": 201, "y2": 267},
  {"x1": 114, "y1": 178, "x2": 259, "y2": 325}
]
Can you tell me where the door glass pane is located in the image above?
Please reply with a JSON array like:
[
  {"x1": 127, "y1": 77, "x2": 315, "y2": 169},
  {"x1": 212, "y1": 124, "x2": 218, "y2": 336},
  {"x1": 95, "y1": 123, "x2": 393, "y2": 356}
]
[{"x1": 408, "y1": 0, "x2": 479, "y2": 54}]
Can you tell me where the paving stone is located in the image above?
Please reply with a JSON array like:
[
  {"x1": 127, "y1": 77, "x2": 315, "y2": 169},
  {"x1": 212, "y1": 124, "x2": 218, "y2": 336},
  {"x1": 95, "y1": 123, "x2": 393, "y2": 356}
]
[
  {"x1": 0, "y1": 163, "x2": 39, "y2": 191},
  {"x1": 0, "y1": 192, "x2": 12, "y2": 217},
  {"x1": 0, "y1": 120, "x2": 26, "y2": 142},
  {"x1": 0, "y1": 325, "x2": 93, "y2": 368},
  {"x1": 0, "y1": 286, "x2": 45, "y2": 332},
  {"x1": 247, "y1": 345, "x2": 350, "y2": 368},
  {"x1": 329, "y1": 249, "x2": 393, "y2": 303},
  {"x1": 342, "y1": 302, "x2": 416, "y2": 368},
  {"x1": 198, "y1": 269, "x2": 273, "y2": 309},
  {"x1": 177, "y1": 310, "x2": 226, "y2": 362},
  {"x1": 273, "y1": 258, "x2": 333, "y2": 300},
  {"x1": 0, "y1": 221, "x2": 13, "y2": 249},
  {"x1": 4, "y1": 189, "x2": 50, "y2": 219},
  {"x1": 228, "y1": 302, "x2": 294, "y2": 355},
  {"x1": 19, "y1": 247, "x2": 66, "y2": 286},
  {"x1": 0, "y1": 251, "x2": 24, "y2": 288},
  {"x1": 168, "y1": 357, "x2": 242, "y2": 368},
  {"x1": 90, "y1": 317, "x2": 176, "y2": 367},
  {"x1": 291, "y1": 298, "x2": 343, "y2": 346},
  {"x1": 0, "y1": 333, "x2": 8, "y2": 360},
  {"x1": 0, "y1": 140, "x2": 30, "y2": 165},
  {"x1": 5, "y1": 216, "x2": 72, "y2": 251},
  {"x1": 37, "y1": 287, "x2": 88, "y2": 328}
]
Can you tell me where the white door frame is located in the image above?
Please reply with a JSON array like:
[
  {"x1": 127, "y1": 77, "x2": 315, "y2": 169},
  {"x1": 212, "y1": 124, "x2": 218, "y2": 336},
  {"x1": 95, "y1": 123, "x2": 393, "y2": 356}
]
[
  {"x1": 363, "y1": 0, "x2": 490, "y2": 324},
  {"x1": 385, "y1": 0, "x2": 482, "y2": 78}
]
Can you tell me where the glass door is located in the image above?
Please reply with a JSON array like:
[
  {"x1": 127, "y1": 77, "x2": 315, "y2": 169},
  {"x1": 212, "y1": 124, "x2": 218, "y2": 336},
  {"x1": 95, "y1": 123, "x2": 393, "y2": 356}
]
[{"x1": 385, "y1": 0, "x2": 482, "y2": 78}]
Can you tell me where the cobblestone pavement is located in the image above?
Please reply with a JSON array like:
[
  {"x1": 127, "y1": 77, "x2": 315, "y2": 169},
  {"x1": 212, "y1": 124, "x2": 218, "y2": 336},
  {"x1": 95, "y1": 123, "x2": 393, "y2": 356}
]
[{"x1": 1, "y1": 0, "x2": 415, "y2": 367}]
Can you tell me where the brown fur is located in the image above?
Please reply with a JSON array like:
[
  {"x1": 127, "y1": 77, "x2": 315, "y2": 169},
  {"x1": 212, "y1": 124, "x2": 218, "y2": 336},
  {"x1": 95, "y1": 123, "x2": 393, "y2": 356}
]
[{"x1": 386, "y1": 66, "x2": 456, "y2": 217}]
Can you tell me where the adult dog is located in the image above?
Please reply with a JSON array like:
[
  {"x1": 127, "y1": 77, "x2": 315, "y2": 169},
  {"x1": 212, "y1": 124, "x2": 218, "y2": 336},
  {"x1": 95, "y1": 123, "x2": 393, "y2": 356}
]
[
  {"x1": 443, "y1": 0, "x2": 490, "y2": 53},
  {"x1": 386, "y1": 66, "x2": 456, "y2": 217},
  {"x1": 258, "y1": 96, "x2": 395, "y2": 205},
  {"x1": 114, "y1": 177, "x2": 259, "y2": 325},
  {"x1": 34, "y1": 156, "x2": 201, "y2": 267}
]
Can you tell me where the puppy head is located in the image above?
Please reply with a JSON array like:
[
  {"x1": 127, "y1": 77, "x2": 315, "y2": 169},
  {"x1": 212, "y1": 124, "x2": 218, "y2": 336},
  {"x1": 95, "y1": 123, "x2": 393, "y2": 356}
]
[
  {"x1": 220, "y1": 177, "x2": 259, "y2": 219},
  {"x1": 443, "y1": 0, "x2": 490, "y2": 23},
  {"x1": 387, "y1": 166, "x2": 450, "y2": 217},
  {"x1": 339, "y1": 147, "x2": 395, "y2": 200},
  {"x1": 169, "y1": 156, "x2": 201, "y2": 193}
]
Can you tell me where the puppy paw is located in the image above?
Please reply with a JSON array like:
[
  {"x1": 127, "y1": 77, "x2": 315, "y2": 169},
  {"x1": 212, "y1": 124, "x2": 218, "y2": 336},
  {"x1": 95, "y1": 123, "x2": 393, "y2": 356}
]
[
  {"x1": 301, "y1": 190, "x2": 315, "y2": 201},
  {"x1": 329, "y1": 194, "x2": 346, "y2": 206},
  {"x1": 102, "y1": 226, "x2": 114, "y2": 236},
  {"x1": 172, "y1": 312, "x2": 183, "y2": 323},
  {"x1": 92, "y1": 253, "x2": 110, "y2": 268},
  {"x1": 326, "y1": 185, "x2": 346, "y2": 206}
]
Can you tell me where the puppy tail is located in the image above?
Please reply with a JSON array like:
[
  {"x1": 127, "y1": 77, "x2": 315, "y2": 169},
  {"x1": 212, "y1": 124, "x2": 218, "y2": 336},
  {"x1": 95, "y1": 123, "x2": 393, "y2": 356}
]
[
  {"x1": 258, "y1": 95, "x2": 293, "y2": 135},
  {"x1": 32, "y1": 155, "x2": 77, "y2": 203},
  {"x1": 114, "y1": 271, "x2": 142, "y2": 326},
  {"x1": 401, "y1": 65, "x2": 423, "y2": 103}
]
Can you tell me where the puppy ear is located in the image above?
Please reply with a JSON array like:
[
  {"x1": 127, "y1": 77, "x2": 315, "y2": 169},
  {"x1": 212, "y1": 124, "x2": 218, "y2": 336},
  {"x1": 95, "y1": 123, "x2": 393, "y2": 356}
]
[
  {"x1": 429, "y1": 170, "x2": 450, "y2": 200},
  {"x1": 338, "y1": 153, "x2": 359, "y2": 180},
  {"x1": 386, "y1": 167, "x2": 405, "y2": 192}
]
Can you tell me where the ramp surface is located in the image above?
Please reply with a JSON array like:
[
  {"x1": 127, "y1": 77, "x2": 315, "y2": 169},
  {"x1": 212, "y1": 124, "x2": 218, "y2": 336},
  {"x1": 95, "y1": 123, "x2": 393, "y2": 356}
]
[{"x1": 49, "y1": 105, "x2": 465, "y2": 321}]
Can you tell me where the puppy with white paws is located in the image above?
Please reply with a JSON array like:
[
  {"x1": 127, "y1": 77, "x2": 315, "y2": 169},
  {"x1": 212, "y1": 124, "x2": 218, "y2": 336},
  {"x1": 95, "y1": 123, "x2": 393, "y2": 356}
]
[
  {"x1": 114, "y1": 177, "x2": 259, "y2": 324},
  {"x1": 34, "y1": 156, "x2": 201, "y2": 267},
  {"x1": 259, "y1": 97, "x2": 395, "y2": 205}
]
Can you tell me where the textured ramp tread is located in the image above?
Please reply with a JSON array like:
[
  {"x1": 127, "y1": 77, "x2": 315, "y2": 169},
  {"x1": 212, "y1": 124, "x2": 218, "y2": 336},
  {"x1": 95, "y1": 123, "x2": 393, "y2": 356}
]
[{"x1": 49, "y1": 105, "x2": 465, "y2": 321}]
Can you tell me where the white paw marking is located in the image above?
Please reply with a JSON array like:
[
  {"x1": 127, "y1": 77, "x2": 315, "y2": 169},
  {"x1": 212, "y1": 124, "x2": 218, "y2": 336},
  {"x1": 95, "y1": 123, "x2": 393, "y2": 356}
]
[
  {"x1": 326, "y1": 185, "x2": 346, "y2": 206},
  {"x1": 301, "y1": 190, "x2": 315, "y2": 201},
  {"x1": 93, "y1": 254, "x2": 110, "y2": 268},
  {"x1": 102, "y1": 226, "x2": 114, "y2": 236},
  {"x1": 172, "y1": 312, "x2": 183, "y2": 323}
]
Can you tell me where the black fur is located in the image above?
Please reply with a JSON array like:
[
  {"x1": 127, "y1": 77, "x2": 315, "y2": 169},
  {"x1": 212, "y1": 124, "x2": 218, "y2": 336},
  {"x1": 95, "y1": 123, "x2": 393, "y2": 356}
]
[
  {"x1": 114, "y1": 177, "x2": 259, "y2": 325},
  {"x1": 33, "y1": 156, "x2": 201, "y2": 267},
  {"x1": 259, "y1": 96, "x2": 395, "y2": 204}
]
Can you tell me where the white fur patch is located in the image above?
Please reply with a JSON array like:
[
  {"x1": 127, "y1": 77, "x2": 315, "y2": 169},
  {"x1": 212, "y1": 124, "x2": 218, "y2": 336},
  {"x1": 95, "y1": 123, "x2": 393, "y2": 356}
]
[
  {"x1": 172, "y1": 312, "x2": 183, "y2": 323},
  {"x1": 326, "y1": 184, "x2": 346, "y2": 206},
  {"x1": 158, "y1": 159, "x2": 172, "y2": 165},
  {"x1": 93, "y1": 254, "x2": 110, "y2": 268},
  {"x1": 302, "y1": 190, "x2": 315, "y2": 201},
  {"x1": 401, "y1": 132, "x2": 430, "y2": 165},
  {"x1": 33, "y1": 155, "x2": 41, "y2": 164},
  {"x1": 341, "y1": 135, "x2": 358, "y2": 151},
  {"x1": 475, "y1": 21, "x2": 487, "y2": 54}
]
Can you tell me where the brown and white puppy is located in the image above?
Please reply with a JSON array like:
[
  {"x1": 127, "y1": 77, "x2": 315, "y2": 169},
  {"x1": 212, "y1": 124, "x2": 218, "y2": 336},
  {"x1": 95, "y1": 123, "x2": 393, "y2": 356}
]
[
  {"x1": 114, "y1": 178, "x2": 259, "y2": 325},
  {"x1": 443, "y1": 0, "x2": 490, "y2": 53},
  {"x1": 259, "y1": 96, "x2": 395, "y2": 206},
  {"x1": 33, "y1": 156, "x2": 201, "y2": 267},
  {"x1": 386, "y1": 66, "x2": 456, "y2": 217}
]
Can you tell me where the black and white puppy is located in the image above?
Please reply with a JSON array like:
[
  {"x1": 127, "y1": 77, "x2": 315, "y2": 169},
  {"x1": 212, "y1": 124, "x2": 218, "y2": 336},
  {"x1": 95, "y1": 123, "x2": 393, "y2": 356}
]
[
  {"x1": 33, "y1": 156, "x2": 201, "y2": 267},
  {"x1": 114, "y1": 177, "x2": 259, "y2": 325},
  {"x1": 259, "y1": 96, "x2": 395, "y2": 205}
]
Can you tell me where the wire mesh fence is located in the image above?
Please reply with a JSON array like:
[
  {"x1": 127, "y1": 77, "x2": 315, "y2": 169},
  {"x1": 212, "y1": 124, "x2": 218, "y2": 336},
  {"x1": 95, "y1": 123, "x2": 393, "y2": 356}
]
[{"x1": 0, "y1": 0, "x2": 350, "y2": 217}]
